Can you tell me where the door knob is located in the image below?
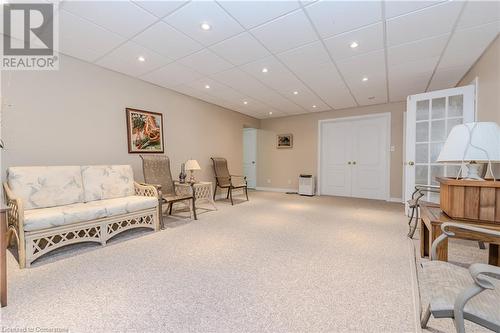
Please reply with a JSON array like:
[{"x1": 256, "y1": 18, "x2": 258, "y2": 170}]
[
  {"x1": 408, "y1": 161, "x2": 415, "y2": 166},
  {"x1": 352, "y1": 161, "x2": 356, "y2": 165},
  {"x1": 252, "y1": 161, "x2": 255, "y2": 164},
  {"x1": 348, "y1": 161, "x2": 352, "y2": 165}
]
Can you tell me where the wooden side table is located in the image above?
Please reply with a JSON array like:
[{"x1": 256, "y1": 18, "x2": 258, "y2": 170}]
[
  {"x1": 1, "y1": 206, "x2": 9, "y2": 307},
  {"x1": 420, "y1": 205, "x2": 500, "y2": 266}
]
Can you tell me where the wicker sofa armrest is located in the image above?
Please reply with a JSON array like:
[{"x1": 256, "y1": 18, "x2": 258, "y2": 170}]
[
  {"x1": 431, "y1": 223, "x2": 500, "y2": 260},
  {"x1": 134, "y1": 182, "x2": 160, "y2": 198},
  {"x1": 3, "y1": 182, "x2": 26, "y2": 266}
]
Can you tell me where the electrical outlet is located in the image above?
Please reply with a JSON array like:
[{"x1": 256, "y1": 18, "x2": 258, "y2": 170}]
[
  {"x1": 390, "y1": 145, "x2": 395, "y2": 152},
  {"x1": 287, "y1": 179, "x2": 292, "y2": 185},
  {"x1": 267, "y1": 179, "x2": 271, "y2": 184}
]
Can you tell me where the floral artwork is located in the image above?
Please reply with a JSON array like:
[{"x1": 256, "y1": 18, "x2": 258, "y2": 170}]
[
  {"x1": 126, "y1": 108, "x2": 164, "y2": 153},
  {"x1": 277, "y1": 134, "x2": 293, "y2": 149}
]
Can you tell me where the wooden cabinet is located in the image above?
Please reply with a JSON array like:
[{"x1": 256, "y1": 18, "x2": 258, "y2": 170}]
[{"x1": 438, "y1": 177, "x2": 500, "y2": 223}]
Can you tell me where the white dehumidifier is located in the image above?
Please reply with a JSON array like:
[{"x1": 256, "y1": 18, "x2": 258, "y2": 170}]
[{"x1": 298, "y1": 174, "x2": 315, "y2": 196}]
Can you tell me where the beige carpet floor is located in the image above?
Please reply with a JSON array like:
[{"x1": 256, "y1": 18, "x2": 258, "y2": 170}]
[{"x1": 2, "y1": 191, "x2": 423, "y2": 332}]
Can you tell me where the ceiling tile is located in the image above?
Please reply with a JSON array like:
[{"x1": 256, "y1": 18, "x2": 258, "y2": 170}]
[
  {"x1": 96, "y1": 41, "x2": 171, "y2": 77},
  {"x1": 56, "y1": 10, "x2": 126, "y2": 63},
  {"x1": 251, "y1": 10, "x2": 317, "y2": 53},
  {"x1": 306, "y1": 0, "x2": 382, "y2": 38},
  {"x1": 240, "y1": 56, "x2": 302, "y2": 93},
  {"x1": 210, "y1": 32, "x2": 271, "y2": 66},
  {"x1": 61, "y1": 1, "x2": 158, "y2": 38},
  {"x1": 132, "y1": 21, "x2": 203, "y2": 60},
  {"x1": 178, "y1": 49, "x2": 234, "y2": 75},
  {"x1": 218, "y1": 1, "x2": 301, "y2": 29},
  {"x1": 163, "y1": 1, "x2": 244, "y2": 46},
  {"x1": 385, "y1": 1, "x2": 445, "y2": 19},
  {"x1": 439, "y1": 22, "x2": 499, "y2": 70},
  {"x1": 389, "y1": 75, "x2": 429, "y2": 102},
  {"x1": 457, "y1": 1, "x2": 500, "y2": 30},
  {"x1": 324, "y1": 22, "x2": 383, "y2": 61},
  {"x1": 277, "y1": 41, "x2": 331, "y2": 73},
  {"x1": 133, "y1": 1, "x2": 187, "y2": 18},
  {"x1": 386, "y1": 1, "x2": 462, "y2": 47},
  {"x1": 141, "y1": 62, "x2": 203, "y2": 88},
  {"x1": 388, "y1": 56, "x2": 438, "y2": 82},
  {"x1": 387, "y1": 33, "x2": 449, "y2": 66},
  {"x1": 337, "y1": 49, "x2": 386, "y2": 79},
  {"x1": 428, "y1": 65, "x2": 470, "y2": 91}
]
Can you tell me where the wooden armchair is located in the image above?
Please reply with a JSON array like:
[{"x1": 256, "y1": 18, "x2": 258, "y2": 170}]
[
  {"x1": 211, "y1": 157, "x2": 248, "y2": 205},
  {"x1": 421, "y1": 223, "x2": 500, "y2": 333},
  {"x1": 140, "y1": 155, "x2": 197, "y2": 227}
]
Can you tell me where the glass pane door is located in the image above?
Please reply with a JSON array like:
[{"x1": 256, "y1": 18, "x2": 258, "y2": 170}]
[{"x1": 405, "y1": 86, "x2": 475, "y2": 207}]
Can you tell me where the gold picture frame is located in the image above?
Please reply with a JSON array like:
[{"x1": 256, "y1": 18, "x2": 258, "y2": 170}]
[{"x1": 277, "y1": 134, "x2": 293, "y2": 149}]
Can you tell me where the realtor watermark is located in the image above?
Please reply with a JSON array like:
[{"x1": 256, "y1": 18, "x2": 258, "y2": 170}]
[{"x1": 1, "y1": 2, "x2": 59, "y2": 70}]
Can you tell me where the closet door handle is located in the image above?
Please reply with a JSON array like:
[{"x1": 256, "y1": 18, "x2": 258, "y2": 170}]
[
  {"x1": 348, "y1": 161, "x2": 352, "y2": 165},
  {"x1": 352, "y1": 161, "x2": 357, "y2": 165}
]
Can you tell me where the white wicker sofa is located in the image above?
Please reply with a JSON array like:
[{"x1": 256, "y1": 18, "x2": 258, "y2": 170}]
[{"x1": 3, "y1": 165, "x2": 160, "y2": 268}]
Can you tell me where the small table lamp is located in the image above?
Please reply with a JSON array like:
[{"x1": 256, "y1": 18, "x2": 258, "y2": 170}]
[
  {"x1": 437, "y1": 122, "x2": 500, "y2": 180},
  {"x1": 185, "y1": 159, "x2": 201, "y2": 183}
]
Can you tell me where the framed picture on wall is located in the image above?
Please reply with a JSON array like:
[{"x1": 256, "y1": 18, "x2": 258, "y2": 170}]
[
  {"x1": 277, "y1": 134, "x2": 293, "y2": 149},
  {"x1": 126, "y1": 108, "x2": 164, "y2": 153}
]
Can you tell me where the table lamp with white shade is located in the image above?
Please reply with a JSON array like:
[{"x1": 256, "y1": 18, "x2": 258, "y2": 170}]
[
  {"x1": 185, "y1": 159, "x2": 201, "y2": 183},
  {"x1": 437, "y1": 122, "x2": 500, "y2": 180}
]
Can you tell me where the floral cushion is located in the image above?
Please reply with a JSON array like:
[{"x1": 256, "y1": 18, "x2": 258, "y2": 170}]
[
  {"x1": 81, "y1": 165, "x2": 135, "y2": 202},
  {"x1": 7, "y1": 166, "x2": 84, "y2": 210},
  {"x1": 24, "y1": 196, "x2": 158, "y2": 232}
]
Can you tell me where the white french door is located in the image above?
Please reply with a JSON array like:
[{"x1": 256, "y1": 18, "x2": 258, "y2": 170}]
[
  {"x1": 319, "y1": 113, "x2": 390, "y2": 200},
  {"x1": 405, "y1": 85, "x2": 475, "y2": 206},
  {"x1": 243, "y1": 128, "x2": 257, "y2": 189}
]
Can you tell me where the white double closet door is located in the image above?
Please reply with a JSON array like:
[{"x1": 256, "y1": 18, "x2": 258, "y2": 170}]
[{"x1": 319, "y1": 114, "x2": 389, "y2": 200}]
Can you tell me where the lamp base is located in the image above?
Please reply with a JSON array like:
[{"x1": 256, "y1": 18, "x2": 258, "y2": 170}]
[
  {"x1": 463, "y1": 163, "x2": 484, "y2": 181},
  {"x1": 189, "y1": 170, "x2": 196, "y2": 183}
]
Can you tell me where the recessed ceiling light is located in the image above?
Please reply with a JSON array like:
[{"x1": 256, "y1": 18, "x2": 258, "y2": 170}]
[
  {"x1": 262, "y1": 67, "x2": 268, "y2": 73},
  {"x1": 137, "y1": 56, "x2": 145, "y2": 62},
  {"x1": 269, "y1": 111, "x2": 273, "y2": 115},
  {"x1": 200, "y1": 23, "x2": 211, "y2": 31},
  {"x1": 293, "y1": 91, "x2": 298, "y2": 95},
  {"x1": 312, "y1": 105, "x2": 317, "y2": 108},
  {"x1": 362, "y1": 77, "x2": 368, "y2": 82},
  {"x1": 350, "y1": 41, "x2": 359, "y2": 49},
  {"x1": 243, "y1": 101, "x2": 248, "y2": 105},
  {"x1": 204, "y1": 84, "x2": 210, "y2": 89}
]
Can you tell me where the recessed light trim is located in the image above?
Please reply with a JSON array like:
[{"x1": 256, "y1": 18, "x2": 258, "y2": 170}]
[
  {"x1": 269, "y1": 111, "x2": 273, "y2": 115},
  {"x1": 293, "y1": 91, "x2": 298, "y2": 95},
  {"x1": 204, "y1": 84, "x2": 210, "y2": 89},
  {"x1": 350, "y1": 41, "x2": 359, "y2": 49},
  {"x1": 200, "y1": 23, "x2": 211, "y2": 31},
  {"x1": 362, "y1": 77, "x2": 368, "y2": 82},
  {"x1": 137, "y1": 56, "x2": 145, "y2": 62},
  {"x1": 312, "y1": 105, "x2": 317, "y2": 108},
  {"x1": 243, "y1": 101, "x2": 248, "y2": 105},
  {"x1": 262, "y1": 67, "x2": 268, "y2": 73}
]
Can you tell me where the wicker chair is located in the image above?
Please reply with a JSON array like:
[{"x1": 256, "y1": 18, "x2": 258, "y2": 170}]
[
  {"x1": 140, "y1": 155, "x2": 197, "y2": 227},
  {"x1": 211, "y1": 157, "x2": 248, "y2": 205},
  {"x1": 421, "y1": 223, "x2": 500, "y2": 333}
]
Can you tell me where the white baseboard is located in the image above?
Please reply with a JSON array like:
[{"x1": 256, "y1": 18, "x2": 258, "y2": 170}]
[
  {"x1": 254, "y1": 186, "x2": 296, "y2": 193},
  {"x1": 388, "y1": 197, "x2": 403, "y2": 203}
]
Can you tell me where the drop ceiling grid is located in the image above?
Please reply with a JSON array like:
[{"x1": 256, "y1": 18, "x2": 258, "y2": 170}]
[{"x1": 47, "y1": 0, "x2": 500, "y2": 119}]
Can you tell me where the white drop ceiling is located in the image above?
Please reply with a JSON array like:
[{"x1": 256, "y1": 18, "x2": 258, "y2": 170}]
[{"x1": 6, "y1": 1, "x2": 500, "y2": 119}]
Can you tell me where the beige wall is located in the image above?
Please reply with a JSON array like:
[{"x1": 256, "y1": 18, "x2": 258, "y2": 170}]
[
  {"x1": 458, "y1": 36, "x2": 500, "y2": 123},
  {"x1": 258, "y1": 102, "x2": 405, "y2": 199},
  {"x1": 1, "y1": 55, "x2": 259, "y2": 182}
]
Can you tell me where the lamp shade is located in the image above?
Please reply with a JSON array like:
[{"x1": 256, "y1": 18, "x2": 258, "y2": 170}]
[
  {"x1": 185, "y1": 159, "x2": 201, "y2": 171},
  {"x1": 437, "y1": 122, "x2": 500, "y2": 163}
]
